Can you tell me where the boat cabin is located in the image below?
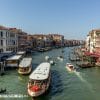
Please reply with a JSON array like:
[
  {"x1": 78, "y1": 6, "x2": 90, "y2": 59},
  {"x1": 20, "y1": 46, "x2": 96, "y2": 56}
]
[
  {"x1": 16, "y1": 51, "x2": 26, "y2": 57},
  {"x1": 29, "y1": 62, "x2": 50, "y2": 87},
  {"x1": 6, "y1": 55, "x2": 22, "y2": 67},
  {"x1": 18, "y1": 58, "x2": 32, "y2": 74},
  {"x1": 28, "y1": 62, "x2": 51, "y2": 97}
]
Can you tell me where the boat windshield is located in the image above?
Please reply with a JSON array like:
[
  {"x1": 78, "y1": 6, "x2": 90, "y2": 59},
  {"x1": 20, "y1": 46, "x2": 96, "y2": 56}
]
[
  {"x1": 7, "y1": 60, "x2": 17, "y2": 64},
  {"x1": 69, "y1": 65, "x2": 74, "y2": 69},
  {"x1": 19, "y1": 67, "x2": 29, "y2": 72},
  {"x1": 29, "y1": 78, "x2": 48, "y2": 86}
]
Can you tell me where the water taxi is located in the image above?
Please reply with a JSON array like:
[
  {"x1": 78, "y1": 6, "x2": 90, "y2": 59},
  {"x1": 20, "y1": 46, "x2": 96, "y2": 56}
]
[
  {"x1": 27, "y1": 62, "x2": 51, "y2": 97},
  {"x1": 66, "y1": 63, "x2": 75, "y2": 72},
  {"x1": 18, "y1": 58, "x2": 32, "y2": 75}
]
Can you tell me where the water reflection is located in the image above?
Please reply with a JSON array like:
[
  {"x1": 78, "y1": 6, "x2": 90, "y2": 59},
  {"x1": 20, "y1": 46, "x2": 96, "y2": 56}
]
[{"x1": 50, "y1": 70, "x2": 63, "y2": 96}]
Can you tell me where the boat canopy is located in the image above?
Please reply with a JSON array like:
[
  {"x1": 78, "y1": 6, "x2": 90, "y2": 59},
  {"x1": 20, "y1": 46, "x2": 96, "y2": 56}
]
[
  {"x1": 29, "y1": 62, "x2": 50, "y2": 80},
  {"x1": 17, "y1": 51, "x2": 26, "y2": 55},
  {"x1": 84, "y1": 51, "x2": 100, "y2": 57},
  {"x1": 19, "y1": 58, "x2": 32, "y2": 67},
  {"x1": 6, "y1": 55, "x2": 22, "y2": 60}
]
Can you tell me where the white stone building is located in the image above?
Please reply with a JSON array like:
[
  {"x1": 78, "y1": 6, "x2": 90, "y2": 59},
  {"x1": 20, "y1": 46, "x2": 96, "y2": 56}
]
[
  {"x1": 86, "y1": 29, "x2": 100, "y2": 53},
  {"x1": 0, "y1": 28, "x2": 18, "y2": 53}
]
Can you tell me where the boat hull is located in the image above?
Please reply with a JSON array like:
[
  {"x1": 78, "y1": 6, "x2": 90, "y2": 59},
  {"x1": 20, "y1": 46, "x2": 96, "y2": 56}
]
[
  {"x1": 66, "y1": 63, "x2": 75, "y2": 72},
  {"x1": 27, "y1": 62, "x2": 51, "y2": 97},
  {"x1": 18, "y1": 67, "x2": 32, "y2": 75},
  {"x1": 66, "y1": 66, "x2": 74, "y2": 72},
  {"x1": 28, "y1": 75, "x2": 51, "y2": 97},
  {"x1": 28, "y1": 84, "x2": 49, "y2": 97}
]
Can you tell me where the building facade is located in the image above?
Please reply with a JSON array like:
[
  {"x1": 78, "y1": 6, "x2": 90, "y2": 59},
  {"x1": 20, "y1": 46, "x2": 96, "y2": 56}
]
[
  {"x1": 49, "y1": 34, "x2": 64, "y2": 47},
  {"x1": 86, "y1": 30, "x2": 100, "y2": 53},
  {"x1": 33, "y1": 34, "x2": 53, "y2": 48},
  {"x1": 0, "y1": 26, "x2": 18, "y2": 53}
]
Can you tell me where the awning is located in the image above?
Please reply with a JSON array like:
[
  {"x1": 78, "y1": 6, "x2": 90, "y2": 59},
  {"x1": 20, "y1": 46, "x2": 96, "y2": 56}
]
[{"x1": 84, "y1": 51, "x2": 100, "y2": 57}]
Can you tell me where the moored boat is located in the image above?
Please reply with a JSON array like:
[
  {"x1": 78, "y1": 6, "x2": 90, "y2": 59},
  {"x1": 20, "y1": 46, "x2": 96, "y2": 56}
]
[
  {"x1": 27, "y1": 62, "x2": 51, "y2": 97},
  {"x1": 66, "y1": 63, "x2": 75, "y2": 72},
  {"x1": 18, "y1": 58, "x2": 32, "y2": 75}
]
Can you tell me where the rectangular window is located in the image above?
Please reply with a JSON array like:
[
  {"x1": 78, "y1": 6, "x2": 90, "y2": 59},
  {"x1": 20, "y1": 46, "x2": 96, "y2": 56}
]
[
  {"x1": 1, "y1": 31, "x2": 3, "y2": 37},
  {"x1": 10, "y1": 33, "x2": 15, "y2": 37},
  {"x1": 6, "y1": 40, "x2": 7, "y2": 45},
  {"x1": 0, "y1": 49, "x2": 3, "y2": 53},
  {"x1": 6, "y1": 32, "x2": 8, "y2": 37},
  {"x1": 1, "y1": 40, "x2": 3, "y2": 46}
]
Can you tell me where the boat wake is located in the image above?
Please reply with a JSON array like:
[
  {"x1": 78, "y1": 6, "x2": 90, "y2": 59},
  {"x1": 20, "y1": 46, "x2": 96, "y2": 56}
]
[
  {"x1": 18, "y1": 76, "x2": 23, "y2": 81},
  {"x1": 74, "y1": 70, "x2": 94, "y2": 93},
  {"x1": 74, "y1": 71, "x2": 85, "y2": 82}
]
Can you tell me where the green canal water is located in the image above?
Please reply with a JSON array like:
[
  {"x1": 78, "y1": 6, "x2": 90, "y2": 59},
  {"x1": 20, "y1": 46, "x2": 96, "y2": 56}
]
[{"x1": 0, "y1": 47, "x2": 100, "y2": 100}]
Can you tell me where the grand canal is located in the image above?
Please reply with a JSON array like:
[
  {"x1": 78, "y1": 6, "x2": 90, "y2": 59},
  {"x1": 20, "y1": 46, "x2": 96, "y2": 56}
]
[{"x1": 1, "y1": 47, "x2": 100, "y2": 100}]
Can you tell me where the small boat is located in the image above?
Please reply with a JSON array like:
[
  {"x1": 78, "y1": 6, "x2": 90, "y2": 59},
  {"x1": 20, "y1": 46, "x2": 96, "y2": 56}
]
[
  {"x1": 27, "y1": 62, "x2": 51, "y2": 97},
  {"x1": 66, "y1": 63, "x2": 75, "y2": 72},
  {"x1": 0, "y1": 88, "x2": 6, "y2": 93},
  {"x1": 45, "y1": 56, "x2": 50, "y2": 61},
  {"x1": 49, "y1": 60, "x2": 55, "y2": 65},
  {"x1": 57, "y1": 56, "x2": 64, "y2": 61},
  {"x1": 18, "y1": 58, "x2": 32, "y2": 75}
]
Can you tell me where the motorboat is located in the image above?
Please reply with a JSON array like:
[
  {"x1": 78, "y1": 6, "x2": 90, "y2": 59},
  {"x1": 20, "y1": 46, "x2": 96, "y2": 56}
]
[
  {"x1": 66, "y1": 63, "x2": 75, "y2": 72},
  {"x1": 45, "y1": 56, "x2": 50, "y2": 61},
  {"x1": 27, "y1": 62, "x2": 51, "y2": 97},
  {"x1": 49, "y1": 60, "x2": 55, "y2": 65},
  {"x1": 57, "y1": 56, "x2": 64, "y2": 61},
  {"x1": 18, "y1": 58, "x2": 32, "y2": 75}
]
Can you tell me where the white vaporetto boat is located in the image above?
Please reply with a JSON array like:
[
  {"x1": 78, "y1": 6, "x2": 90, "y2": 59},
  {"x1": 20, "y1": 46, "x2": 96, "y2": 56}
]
[
  {"x1": 66, "y1": 63, "x2": 75, "y2": 72},
  {"x1": 6, "y1": 55, "x2": 22, "y2": 68},
  {"x1": 27, "y1": 62, "x2": 51, "y2": 97},
  {"x1": 18, "y1": 58, "x2": 32, "y2": 75}
]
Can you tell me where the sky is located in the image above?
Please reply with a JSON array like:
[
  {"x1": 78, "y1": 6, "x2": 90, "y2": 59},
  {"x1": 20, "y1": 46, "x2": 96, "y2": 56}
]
[{"x1": 0, "y1": 0, "x2": 100, "y2": 40}]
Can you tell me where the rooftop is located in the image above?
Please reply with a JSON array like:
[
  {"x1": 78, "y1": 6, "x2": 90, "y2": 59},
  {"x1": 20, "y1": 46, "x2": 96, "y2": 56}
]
[
  {"x1": 29, "y1": 62, "x2": 50, "y2": 80},
  {"x1": 19, "y1": 58, "x2": 32, "y2": 67},
  {"x1": 6, "y1": 55, "x2": 22, "y2": 60}
]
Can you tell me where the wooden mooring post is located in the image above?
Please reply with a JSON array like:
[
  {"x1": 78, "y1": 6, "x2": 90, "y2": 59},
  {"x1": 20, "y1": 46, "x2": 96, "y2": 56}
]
[{"x1": 0, "y1": 62, "x2": 5, "y2": 75}]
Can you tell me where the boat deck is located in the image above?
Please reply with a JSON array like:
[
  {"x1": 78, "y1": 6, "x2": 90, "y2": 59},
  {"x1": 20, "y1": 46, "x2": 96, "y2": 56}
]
[{"x1": 19, "y1": 58, "x2": 32, "y2": 67}]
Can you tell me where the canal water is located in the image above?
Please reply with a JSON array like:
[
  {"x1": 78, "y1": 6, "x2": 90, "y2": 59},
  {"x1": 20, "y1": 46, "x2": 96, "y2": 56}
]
[{"x1": 0, "y1": 47, "x2": 100, "y2": 100}]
